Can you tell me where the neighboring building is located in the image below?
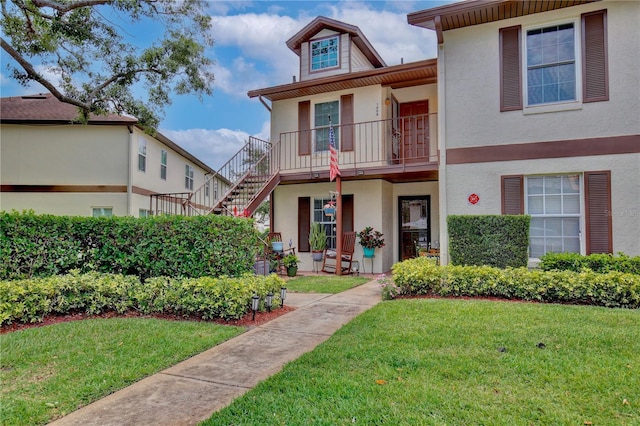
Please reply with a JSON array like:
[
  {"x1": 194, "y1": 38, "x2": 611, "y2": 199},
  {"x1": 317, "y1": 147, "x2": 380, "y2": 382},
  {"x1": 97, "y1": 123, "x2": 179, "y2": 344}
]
[
  {"x1": 246, "y1": 2, "x2": 639, "y2": 272},
  {"x1": 408, "y1": 0, "x2": 639, "y2": 263},
  {"x1": 0, "y1": 93, "x2": 223, "y2": 217}
]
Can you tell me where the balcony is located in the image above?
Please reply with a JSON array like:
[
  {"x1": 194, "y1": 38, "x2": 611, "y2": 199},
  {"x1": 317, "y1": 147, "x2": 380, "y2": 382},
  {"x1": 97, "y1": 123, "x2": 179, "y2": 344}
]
[{"x1": 276, "y1": 113, "x2": 438, "y2": 182}]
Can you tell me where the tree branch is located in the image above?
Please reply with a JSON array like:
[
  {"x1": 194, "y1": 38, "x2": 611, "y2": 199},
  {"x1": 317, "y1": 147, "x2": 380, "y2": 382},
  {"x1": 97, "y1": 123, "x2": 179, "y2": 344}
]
[
  {"x1": 31, "y1": 0, "x2": 111, "y2": 14},
  {"x1": 1, "y1": 36, "x2": 89, "y2": 111}
]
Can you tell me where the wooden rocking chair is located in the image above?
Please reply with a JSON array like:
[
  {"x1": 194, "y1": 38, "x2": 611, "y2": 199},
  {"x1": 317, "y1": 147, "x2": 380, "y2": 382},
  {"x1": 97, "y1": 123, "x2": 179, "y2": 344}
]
[{"x1": 322, "y1": 231, "x2": 356, "y2": 274}]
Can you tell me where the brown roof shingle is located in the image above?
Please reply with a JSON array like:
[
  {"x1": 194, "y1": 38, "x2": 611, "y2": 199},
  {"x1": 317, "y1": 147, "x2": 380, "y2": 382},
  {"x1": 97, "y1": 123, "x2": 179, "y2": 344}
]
[{"x1": 0, "y1": 93, "x2": 138, "y2": 124}]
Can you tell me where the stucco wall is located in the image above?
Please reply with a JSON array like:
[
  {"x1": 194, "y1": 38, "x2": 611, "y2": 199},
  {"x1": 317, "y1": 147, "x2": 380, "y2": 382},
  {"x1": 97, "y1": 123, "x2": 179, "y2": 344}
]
[
  {"x1": 444, "y1": 153, "x2": 640, "y2": 256},
  {"x1": 1, "y1": 124, "x2": 128, "y2": 185},
  {"x1": 442, "y1": 0, "x2": 640, "y2": 149},
  {"x1": 0, "y1": 193, "x2": 128, "y2": 216}
]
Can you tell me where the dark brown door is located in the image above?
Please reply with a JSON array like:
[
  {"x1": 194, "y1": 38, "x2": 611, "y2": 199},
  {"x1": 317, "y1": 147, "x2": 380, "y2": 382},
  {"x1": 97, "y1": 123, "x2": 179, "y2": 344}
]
[{"x1": 399, "y1": 101, "x2": 429, "y2": 164}]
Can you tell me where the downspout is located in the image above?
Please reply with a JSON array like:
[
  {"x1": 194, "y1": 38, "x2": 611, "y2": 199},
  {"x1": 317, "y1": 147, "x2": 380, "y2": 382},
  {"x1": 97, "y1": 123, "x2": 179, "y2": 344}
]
[
  {"x1": 127, "y1": 125, "x2": 134, "y2": 216},
  {"x1": 437, "y1": 37, "x2": 449, "y2": 266}
]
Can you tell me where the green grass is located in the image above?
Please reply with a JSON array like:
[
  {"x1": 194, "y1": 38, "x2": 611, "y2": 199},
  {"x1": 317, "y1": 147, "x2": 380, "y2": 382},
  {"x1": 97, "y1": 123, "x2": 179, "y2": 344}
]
[
  {"x1": 203, "y1": 299, "x2": 640, "y2": 425},
  {"x1": 285, "y1": 275, "x2": 371, "y2": 293},
  {"x1": 1, "y1": 318, "x2": 244, "y2": 426}
]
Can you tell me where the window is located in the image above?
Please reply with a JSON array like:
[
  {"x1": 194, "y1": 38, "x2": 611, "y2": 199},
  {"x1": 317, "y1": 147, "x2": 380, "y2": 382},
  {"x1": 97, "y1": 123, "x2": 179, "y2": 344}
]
[
  {"x1": 205, "y1": 179, "x2": 210, "y2": 198},
  {"x1": 314, "y1": 101, "x2": 339, "y2": 152},
  {"x1": 185, "y1": 165, "x2": 194, "y2": 190},
  {"x1": 526, "y1": 174, "x2": 581, "y2": 258},
  {"x1": 310, "y1": 36, "x2": 339, "y2": 71},
  {"x1": 526, "y1": 23, "x2": 576, "y2": 106},
  {"x1": 160, "y1": 150, "x2": 167, "y2": 180},
  {"x1": 313, "y1": 198, "x2": 337, "y2": 249},
  {"x1": 499, "y1": 10, "x2": 608, "y2": 111},
  {"x1": 138, "y1": 138, "x2": 147, "y2": 172},
  {"x1": 92, "y1": 207, "x2": 113, "y2": 217},
  {"x1": 139, "y1": 209, "x2": 150, "y2": 218}
]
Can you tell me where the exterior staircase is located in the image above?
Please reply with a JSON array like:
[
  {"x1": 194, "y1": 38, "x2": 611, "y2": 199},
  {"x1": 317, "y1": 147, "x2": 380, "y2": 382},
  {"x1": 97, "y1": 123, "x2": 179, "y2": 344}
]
[{"x1": 150, "y1": 136, "x2": 280, "y2": 217}]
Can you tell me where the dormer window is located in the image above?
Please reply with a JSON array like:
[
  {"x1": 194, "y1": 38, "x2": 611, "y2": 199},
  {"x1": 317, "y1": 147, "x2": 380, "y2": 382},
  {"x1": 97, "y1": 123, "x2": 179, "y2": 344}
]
[{"x1": 310, "y1": 36, "x2": 339, "y2": 71}]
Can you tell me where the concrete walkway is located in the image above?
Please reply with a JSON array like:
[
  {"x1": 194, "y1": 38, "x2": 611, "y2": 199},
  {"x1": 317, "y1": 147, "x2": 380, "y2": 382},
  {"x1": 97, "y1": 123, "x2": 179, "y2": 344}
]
[{"x1": 49, "y1": 277, "x2": 382, "y2": 426}]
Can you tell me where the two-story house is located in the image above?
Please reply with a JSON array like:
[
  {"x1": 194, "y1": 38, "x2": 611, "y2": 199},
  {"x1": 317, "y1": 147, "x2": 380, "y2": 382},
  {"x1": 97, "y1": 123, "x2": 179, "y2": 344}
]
[
  {"x1": 249, "y1": 16, "x2": 440, "y2": 273},
  {"x1": 408, "y1": 0, "x2": 639, "y2": 263},
  {"x1": 0, "y1": 93, "x2": 226, "y2": 217},
  {"x1": 248, "y1": 1, "x2": 638, "y2": 272}
]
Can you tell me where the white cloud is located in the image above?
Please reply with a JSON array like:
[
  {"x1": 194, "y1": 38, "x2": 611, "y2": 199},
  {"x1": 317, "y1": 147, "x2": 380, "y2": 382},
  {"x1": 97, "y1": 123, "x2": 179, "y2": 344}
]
[
  {"x1": 161, "y1": 127, "x2": 253, "y2": 170},
  {"x1": 208, "y1": 2, "x2": 438, "y2": 99}
]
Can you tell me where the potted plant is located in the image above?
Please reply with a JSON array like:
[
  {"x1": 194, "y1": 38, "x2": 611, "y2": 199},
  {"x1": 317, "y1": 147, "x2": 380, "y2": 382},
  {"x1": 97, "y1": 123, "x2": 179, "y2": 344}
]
[
  {"x1": 282, "y1": 253, "x2": 300, "y2": 277},
  {"x1": 309, "y1": 222, "x2": 327, "y2": 261},
  {"x1": 357, "y1": 226, "x2": 385, "y2": 258}
]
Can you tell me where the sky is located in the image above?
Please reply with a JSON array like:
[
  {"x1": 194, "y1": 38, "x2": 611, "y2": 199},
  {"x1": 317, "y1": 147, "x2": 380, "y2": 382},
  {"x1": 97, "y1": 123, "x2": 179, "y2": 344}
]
[{"x1": 0, "y1": 1, "x2": 451, "y2": 170}]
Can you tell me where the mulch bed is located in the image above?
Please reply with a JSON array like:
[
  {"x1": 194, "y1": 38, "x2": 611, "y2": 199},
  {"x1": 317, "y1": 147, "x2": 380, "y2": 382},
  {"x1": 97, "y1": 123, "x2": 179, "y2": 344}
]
[{"x1": 0, "y1": 305, "x2": 296, "y2": 334}]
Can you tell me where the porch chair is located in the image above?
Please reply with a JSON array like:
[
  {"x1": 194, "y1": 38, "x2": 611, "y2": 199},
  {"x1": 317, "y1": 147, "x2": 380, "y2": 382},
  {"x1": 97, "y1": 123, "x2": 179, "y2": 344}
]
[{"x1": 322, "y1": 231, "x2": 356, "y2": 274}]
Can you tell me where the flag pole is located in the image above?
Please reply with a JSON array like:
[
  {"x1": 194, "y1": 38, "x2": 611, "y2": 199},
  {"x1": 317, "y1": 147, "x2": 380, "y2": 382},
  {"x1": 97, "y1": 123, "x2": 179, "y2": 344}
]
[{"x1": 335, "y1": 174, "x2": 343, "y2": 275}]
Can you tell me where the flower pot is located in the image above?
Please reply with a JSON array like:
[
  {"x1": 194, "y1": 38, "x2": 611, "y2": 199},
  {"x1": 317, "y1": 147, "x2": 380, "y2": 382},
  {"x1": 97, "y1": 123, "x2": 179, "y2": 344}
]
[
  {"x1": 363, "y1": 247, "x2": 375, "y2": 257},
  {"x1": 312, "y1": 251, "x2": 324, "y2": 261},
  {"x1": 286, "y1": 266, "x2": 298, "y2": 277},
  {"x1": 271, "y1": 241, "x2": 283, "y2": 252}
]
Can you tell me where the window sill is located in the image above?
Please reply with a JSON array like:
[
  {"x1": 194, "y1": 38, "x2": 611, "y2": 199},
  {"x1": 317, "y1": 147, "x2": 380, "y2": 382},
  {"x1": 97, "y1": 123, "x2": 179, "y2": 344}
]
[{"x1": 523, "y1": 101, "x2": 582, "y2": 115}]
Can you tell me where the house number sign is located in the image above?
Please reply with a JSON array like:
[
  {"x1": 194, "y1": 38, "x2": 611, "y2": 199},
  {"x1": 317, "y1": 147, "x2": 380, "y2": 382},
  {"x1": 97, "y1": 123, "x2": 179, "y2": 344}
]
[{"x1": 467, "y1": 193, "x2": 480, "y2": 205}]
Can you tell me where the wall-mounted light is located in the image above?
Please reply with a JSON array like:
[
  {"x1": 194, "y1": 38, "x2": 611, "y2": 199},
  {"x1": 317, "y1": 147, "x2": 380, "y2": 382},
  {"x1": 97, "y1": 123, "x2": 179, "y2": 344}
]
[
  {"x1": 384, "y1": 98, "x2": 391, "y2": 106},
  {"x1": 313, "y1": 172, "x2": 320, "y2": 178}
]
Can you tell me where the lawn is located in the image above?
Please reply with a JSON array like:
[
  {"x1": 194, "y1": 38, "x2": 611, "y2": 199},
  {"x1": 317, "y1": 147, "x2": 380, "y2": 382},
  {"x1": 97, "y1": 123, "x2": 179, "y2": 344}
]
[
  {"x1": 286, "y1": 275, "x2": 371, "y2": 293},
  {"x1": 203, "y1": 299, "x2": 640, "y2": 425},
  {"x1": 0, "y1": 318, "x2": 244, "y2": 426}
]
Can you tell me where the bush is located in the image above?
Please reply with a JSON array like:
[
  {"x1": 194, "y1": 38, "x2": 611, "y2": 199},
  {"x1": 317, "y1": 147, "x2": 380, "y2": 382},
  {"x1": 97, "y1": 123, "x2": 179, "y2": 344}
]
[
  {"x1": 540, "y1": 252, "x2": 640, "y2": 275},
  {"x1": 447, "y1": 215, "x2": 530, "y2": 268},
  {"x1": 391, "y1": 257, "x2": 640, "y2": 309},
  {"x1": 0, "y1": 211, "x2": 259, "y2": 280},
  {"x1": 0, "y1": 272, "x2": 286, "y2": 326}
]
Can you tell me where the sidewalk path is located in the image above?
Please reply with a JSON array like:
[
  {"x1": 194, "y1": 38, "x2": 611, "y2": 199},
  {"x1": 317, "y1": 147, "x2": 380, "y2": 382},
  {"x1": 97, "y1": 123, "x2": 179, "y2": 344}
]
[{"x1": 49, "y1": 277, "x2": 382, "y2": 426}]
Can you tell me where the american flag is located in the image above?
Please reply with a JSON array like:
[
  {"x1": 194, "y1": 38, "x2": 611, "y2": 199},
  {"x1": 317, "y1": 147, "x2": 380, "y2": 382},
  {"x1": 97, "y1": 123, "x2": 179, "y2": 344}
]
[{"x1": 329, "y1": 118, "x2": 340, "y2": 181}]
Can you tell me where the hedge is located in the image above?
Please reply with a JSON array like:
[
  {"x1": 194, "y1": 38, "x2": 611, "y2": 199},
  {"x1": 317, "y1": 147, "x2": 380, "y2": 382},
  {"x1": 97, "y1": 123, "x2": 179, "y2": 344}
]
[
  {"x1": 447, "y1": 215, "x2": 530, "y2": 268},
  {"x1": 392, "y1": 257, "x2": 640, "y2": 309},
  {"x1": 540, "y1": 252, "x2": 640, "y2": 275},
  {"x1": 0, "y1": 211, "x2": 259, "y2": 280},
  {"x1": 0, "y1": 271, "x2": 286, "y2": 326}
]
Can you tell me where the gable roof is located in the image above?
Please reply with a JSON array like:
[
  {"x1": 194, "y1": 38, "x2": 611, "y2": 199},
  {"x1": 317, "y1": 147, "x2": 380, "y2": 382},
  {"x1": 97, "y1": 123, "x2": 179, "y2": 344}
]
[
  {"x1": 248, "y1": 58, "x2": 437, "y2": 102},
  {"x1": 0, "y1": 93, "x2": 217, "y2": 174},
  {"x1": 0, "y1": 93, "x2": 138, "y2": 125},
  {"x1": 286, "y1": 16, "x2": 386, "y2": 68},
  {"x1": 408, "y1": 0, "x2": 599, "y2": 38}
]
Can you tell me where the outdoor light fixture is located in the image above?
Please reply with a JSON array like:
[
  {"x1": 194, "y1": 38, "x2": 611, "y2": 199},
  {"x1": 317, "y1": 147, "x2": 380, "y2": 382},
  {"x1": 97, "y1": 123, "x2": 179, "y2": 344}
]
[
  {"x1": 280, "y1": 287, "x2": 287, "y2": 307},
  {"x1": 266, "y1": 292, "x2": 274, "y2": 312},
  {"x1": 251, "y1": 294, "x2": 260, "y2": 321}
]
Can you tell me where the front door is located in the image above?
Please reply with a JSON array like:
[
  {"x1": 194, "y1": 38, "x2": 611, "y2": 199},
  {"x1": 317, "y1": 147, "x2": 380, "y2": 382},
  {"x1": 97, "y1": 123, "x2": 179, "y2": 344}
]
[
  {"x1": 398, "y1": 196, "x2": 431, "y2": 260},
  {"x1": 399, "y1": 101, "x2": 429, "y2": 163}
]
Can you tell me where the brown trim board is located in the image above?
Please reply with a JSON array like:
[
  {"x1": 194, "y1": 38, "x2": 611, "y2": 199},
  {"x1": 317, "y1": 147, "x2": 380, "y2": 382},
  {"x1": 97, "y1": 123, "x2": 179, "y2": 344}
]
[
  {"x1": 1, "y1": 185, "x2": 127, "y2": 193},
  {"x1": 447, "y1": 135, "x2": 639, "y2": 164}
]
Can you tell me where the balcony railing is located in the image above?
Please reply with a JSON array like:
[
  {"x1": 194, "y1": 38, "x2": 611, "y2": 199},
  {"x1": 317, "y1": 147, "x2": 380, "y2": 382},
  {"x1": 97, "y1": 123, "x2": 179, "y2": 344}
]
[{"x1": 277, "y1": 113, "x2": 437, "y2": 175}]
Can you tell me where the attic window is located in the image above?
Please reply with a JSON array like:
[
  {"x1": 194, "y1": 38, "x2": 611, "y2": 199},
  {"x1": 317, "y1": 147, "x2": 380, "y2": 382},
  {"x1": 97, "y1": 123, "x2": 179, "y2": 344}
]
[{"x1": 311, "y1": 36, "x2": 339, "y2": 71}]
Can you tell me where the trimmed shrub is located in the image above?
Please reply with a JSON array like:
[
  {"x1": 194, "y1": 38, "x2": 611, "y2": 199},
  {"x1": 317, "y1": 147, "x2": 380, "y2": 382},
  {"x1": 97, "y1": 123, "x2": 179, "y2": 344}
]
[
  {"x1": 0, "y1": 211, "x2": 259, "y2": 280},
  {"x1": 0, "y1": 272, "x2": 286, "y2": 326},
  {"x1": 392, "y1": 257, "x2": 640, "y2": 309},
  {"x1": 540, "y1": 252, "x2": 640, "y2": 275},
  {"x1": 447, "y1": 215, "x2": 530, "y2": 268}
]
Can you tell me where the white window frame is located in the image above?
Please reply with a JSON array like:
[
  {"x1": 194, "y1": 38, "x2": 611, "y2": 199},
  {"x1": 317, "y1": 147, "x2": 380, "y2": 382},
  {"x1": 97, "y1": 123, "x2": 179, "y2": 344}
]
[
  {"x1": 313, "y1": 197, "x2": 337, "y2": 249},
  {"x1": 185, "y1": 165, "x2": 194, "y2": 190},
  {"x1": 310, "y1": 35, "x2": 339, "y2": 71},
  {"x1": 92, "y1": 207, "x2": 113, "y2": 217},
  {"x1": 313, "y1": 99, "x2": 339, "y2": 153},
  {"x1": 138, "y1": 138, "x2": 147, "y2": 172},
  {"x1": 525, "y1": 173, "x2": 585, "y2": 258},
  {"x1": 205, "y1": 179, "x2": 210, "y2": 198},
  {"x1": 523, "y1": 18, "x2": 583, "y2": 114},
  {"x1": 139, "y1": 209, "x2": 150, "y2": 218},
  {"x1": 160, "y1": 149, "x2": 167, "y2": 180}
]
